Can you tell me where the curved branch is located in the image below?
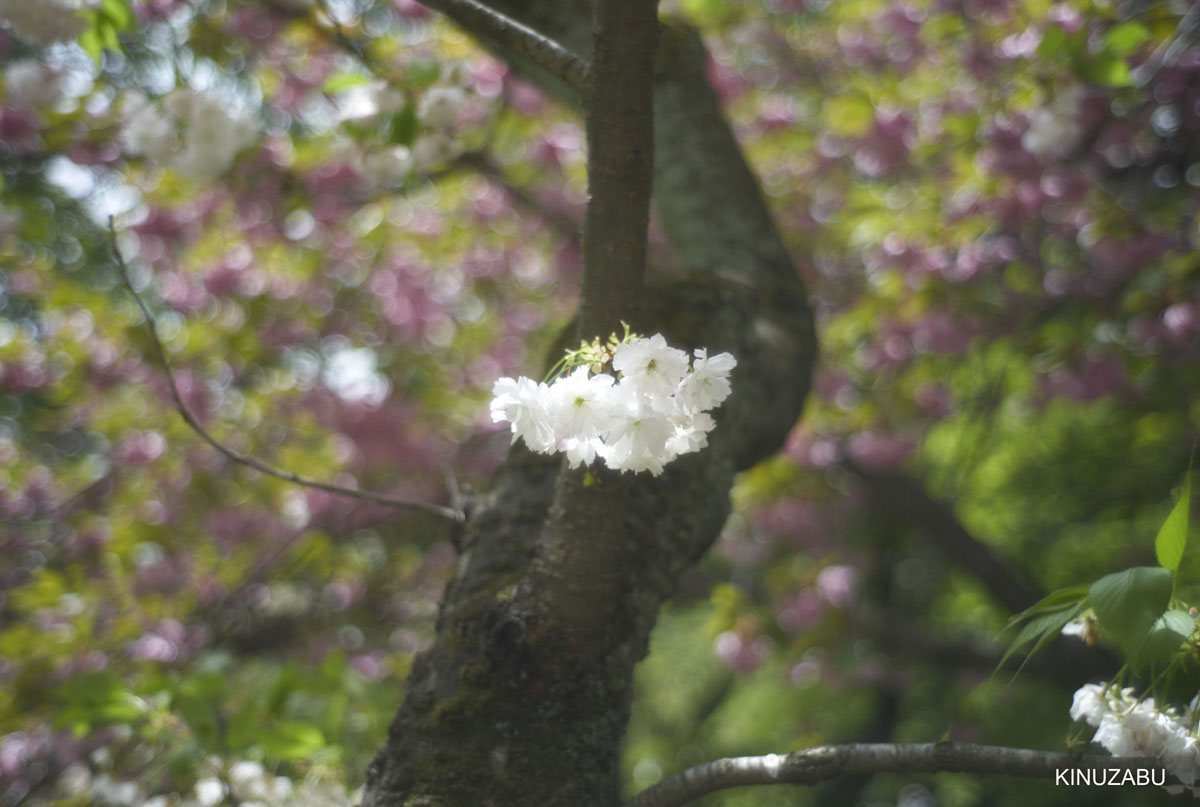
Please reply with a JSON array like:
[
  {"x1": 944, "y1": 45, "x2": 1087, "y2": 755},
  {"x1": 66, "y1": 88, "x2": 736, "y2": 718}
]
[
  {"x1": 626, "y1": 743, "x2": 1161, "y2": 807},
  {"x1": 107, "y1": 218, "x2": 464, "y2": 523},
  {"x1": 420, "y1": 0, "x2": 588, "y2": 91}
]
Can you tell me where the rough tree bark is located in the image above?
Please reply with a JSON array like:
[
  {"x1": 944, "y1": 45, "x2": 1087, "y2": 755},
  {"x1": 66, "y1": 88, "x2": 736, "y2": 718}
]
[{"x1": 362, "y1": 1, "x2": 817, "y2": 805}]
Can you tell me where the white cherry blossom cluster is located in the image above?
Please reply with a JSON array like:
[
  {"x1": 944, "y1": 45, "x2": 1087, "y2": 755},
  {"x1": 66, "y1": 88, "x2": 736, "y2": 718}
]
[
  {"x1": 338, "y1": 81, "x2": 468, "y2": 185},
  {"x1": 120, "y1": 90, "x2": 258, "y2": 182},
  {"x1": 1071, "y1": 683, "x2": 1200, "y2": 788},
  {"x1": 0, "y1": 0, "x2": 95, "y2": 45},
  {"x1": 491, "y1": 334, "x2": 736, "y2": 476},
  {"x1": 411, "y1": 85, "x2": 468, "y2": 172},
  {"x1": 4, "y1": 59, "x2": 65, "y2": 110},
  {"x1": 1022, "y1": 85, "x2": 1085, "y2": 159}
]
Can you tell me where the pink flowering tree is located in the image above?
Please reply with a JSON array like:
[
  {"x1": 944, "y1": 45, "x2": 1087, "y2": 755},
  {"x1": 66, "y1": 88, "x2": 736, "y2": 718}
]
[{"x1": 1, "y1": 0, "x2": 1198, "y2": 805}]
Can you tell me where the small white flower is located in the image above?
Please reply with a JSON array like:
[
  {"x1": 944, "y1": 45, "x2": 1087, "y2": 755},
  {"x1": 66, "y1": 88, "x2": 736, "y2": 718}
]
[
  {"x1": 194, "y1": 776, "x2": 227, "y2": 807},
  {"x1": 0, "y1": 0, "x2": 94, "y2": 44},
  {"x1": 166, "y1": 91, "x2": 258, "y2": 181},
  {"x1": 4, "y1": 59, "x2": 62, "y2": 109},
  {"x1": 1070, "y1": 683, "x2": 1109, "y2": 727},
  {"x1": 121, "y1": 94, "x2": 178, "y2": 164},
  {"x1": 547, "y1": 367, "x2": 615, "y2": 440},
  {"x1": 57, "y1": 763, "x2": 91, "y2": 797},
  {"x1": 411, "y1": 132, "x2": 460, "y2": 171},
  {"x1": 229, "y1": 760, "x2": 266, "y2": 799},
  {"x1": 612, "y1": 335, "x2": 690, "y2": 398},
  {"x1": 358, "y1": 145, "x2": 413, "y2": 186},
  {"x1": 666, "y1": 411, "x2": 715, "y2": 457},
  {"x1": 1164, "y1": 731, "x2": 1200, "y2": 785},
  {"x1": 603, "y1": 387, "x2": 675, "y2": 475},
  {"x1": 563, "y1": 436, "x2": 603, "y2": 469},
  {"x1": 491, "y1": 376, "x2": 556, "y2": 453},
  {"x1": 90, "y1": 774, "x2": 141, "y2": 807},
  {"x1": 418, "y1": 86, "x2": 467, "y2": 129},
  {"x1": 676, "y1": 348, "x2": 736, "y2": 413},
  {"x1": 122, "y1": 90, "x2": 256, "y2": 180},
  {"x1": 338, "y1": 81, "x2": 405, "y2": 123},
  {"x1": 1021, "y1": 86, "x2": 1085, "y2": 159}
]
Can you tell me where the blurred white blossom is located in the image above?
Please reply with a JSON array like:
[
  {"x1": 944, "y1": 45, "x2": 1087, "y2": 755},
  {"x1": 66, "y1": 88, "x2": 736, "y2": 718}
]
[
  {"x1": 4, "y1": 59, "x2": 64, "y2": 109},
  {"x1": 1022, "y1": 86, "x2": 1085, "y2": 159},
  {"x1": 417, "y1": 85, "x2": 467, "y2": 129},
  {"x1": 1071, "y1": 683, "x2": 1200, "y2": 786},
  {"x1": 120, "y1": 89, "x2": 258, "y2": 181}
]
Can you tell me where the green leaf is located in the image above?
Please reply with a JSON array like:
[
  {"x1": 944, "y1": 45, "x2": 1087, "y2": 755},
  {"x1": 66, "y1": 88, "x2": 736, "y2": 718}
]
[
  {"x1": 405, "y1": 59, "x2": 442, "y2": 88},
  {"x1": 1103, "y1": 21, "x2": 1151, "y2": 56},
  {"x1": 386, "y1": 105, "x2": 418, "y2": 147},
  {"x1": 1137, "y1": 609, "x2": 1196, "y2": 669},
  {"x1": 680, "y1": 0, "x2": 730, "y2": 26},
  {"x1": 225, "y1": 706, "x2": 262, "y2": 752},
  {"x1": 99, "y1": 0, "x2": 134, "y2": 30},
  {"x1": 1089, "y1": 566, "x2": 1174, "y2": 661},
  {"x1": 997, "y1": 584, "x2": 1090, "y2": 674},
  {"x1": 78, "y1": 26, "x2": 104, "y2": 64},
  {"x1": 998, "y1": 600, "x2": 1084, "y2": 673},
  {"x1": 100, "y1": 21, "x2": 121, "y2": 53},
  {"x1": 261, "y1": 720, "x2": 325, "y2": 760},
  {"x1": 1156, "y1": 473, "x2": 1192, "y2": 573},
  {"x1": 823, "y1": 96, "x2": 875, "y2": 137},
  {"x1": 1008, "y1": 585, "x2": 1092, "y2": 621},
  {"x1": 322, "y1": 72, "x2": 372, "y2": 94},
  {"x1": 1037, "y1": 26, "x2": 1068, "y2": 59},
  {"x1": 54, "y1": 672, "x2": 148, "y2": 731},
  {"x1": 266, "y1": 667, "x2": 300, "y2": 716},
  {"x1": 1085, "y1": 54, "x2": 1135, "y2": 87},
  {"x1": 324, "y1": 691, "x2": 348, "y2": 732},
  {"x1": 321, "y1": 649, "x2": 348, "y2": 681},
  {"x1": 173, "y1": 693, "x2": 221, "y2": 748}
]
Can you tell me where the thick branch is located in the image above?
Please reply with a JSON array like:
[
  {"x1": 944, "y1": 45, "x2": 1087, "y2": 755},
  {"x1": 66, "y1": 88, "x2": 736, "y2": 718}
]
[
  {"x1": 107, "y1": 219, "x2": 464, "y2": 523},
  {"x1": 626, "y1": 743, "x2": 1162, "y2": 807},
  {"x1": 576, "y1": 0, "x2": 658, "y2": 339},
  {"x1": 518, "y1": 0, "x2": 660, "y2": 658},
  {"x1": 420, "y1": 0, "x2": 588, "y2": 91}
]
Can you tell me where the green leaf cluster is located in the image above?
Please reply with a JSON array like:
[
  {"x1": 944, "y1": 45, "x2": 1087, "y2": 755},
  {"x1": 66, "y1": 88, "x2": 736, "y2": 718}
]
[{"x1": 1002, "y1": 472, "x2": 1196, "y2": 677}]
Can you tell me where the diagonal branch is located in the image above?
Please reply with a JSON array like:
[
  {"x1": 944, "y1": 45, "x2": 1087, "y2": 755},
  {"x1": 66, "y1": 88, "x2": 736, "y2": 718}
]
[
  {"x1": 459, "y1": 151, "x2": 582, "y2": 243},
  {"x1": 419, "y1": 0, "x2": 588, "y2": 91},
  {"x1": 842, "y1": 458, "x2": 1042, "y2": 614},
  {"x1": 626, "y1": 743, "x2": 1161, "y2": 807},
  {"x1": 576, "y1": 0, "x2": 658, "y2": 340},
  {"x1": 106, "y1": 217, "x2": 464, "y2": 523},
  {"x1": 1132, "y1": 3, "x2": 1200, "y2": 87}
]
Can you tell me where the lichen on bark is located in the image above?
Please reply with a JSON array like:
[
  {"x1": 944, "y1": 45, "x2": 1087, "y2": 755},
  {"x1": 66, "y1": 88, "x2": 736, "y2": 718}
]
[{"x1": 362, "y1": 3, "x2": 816, "y2": 805}]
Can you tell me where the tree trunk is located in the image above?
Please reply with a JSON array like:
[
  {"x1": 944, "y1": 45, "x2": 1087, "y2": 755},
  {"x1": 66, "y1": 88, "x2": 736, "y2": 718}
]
[{"x1": 362, "y1": 4, "x2": 817, "y2": 805}]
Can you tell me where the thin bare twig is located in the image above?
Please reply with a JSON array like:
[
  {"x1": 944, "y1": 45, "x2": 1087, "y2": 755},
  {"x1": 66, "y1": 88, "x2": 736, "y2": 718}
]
[
  {"x1": 262, "y1": 0, "x2": 400, "y2": 83},
  {"x1": 106, "y1": 217, "x2": 464, "y2": 523},
  {"x1": 626, "y1": 742, "x2": 1162, "y2": 807}
]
